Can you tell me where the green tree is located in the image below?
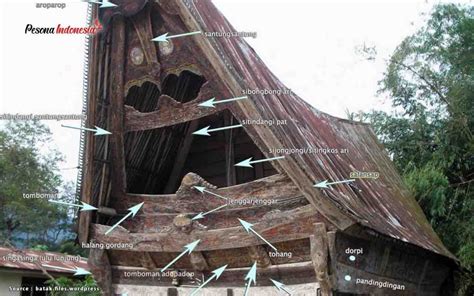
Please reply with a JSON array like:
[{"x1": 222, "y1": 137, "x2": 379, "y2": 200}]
[
  {"x1": 0, "y1": 120, "x2": 74, "y2": 247},
  {"x1": 358, "y1": 4, "x2": 473, "y2": 295},
  {"x1": 46, "y1": 275, "x2": 101, "y2": 296}
]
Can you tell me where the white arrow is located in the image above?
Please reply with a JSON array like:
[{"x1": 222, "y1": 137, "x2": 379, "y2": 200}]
[
  {"x1": 198, "y1": 95, "x2": 248, "y2": 108},
  {"x1": 190, "y1": 265, "x2": 228, "y2": 296},
  {"x1": 152, "y1": 31, "x2": 202, "y2": 43},
  {"x1": 238, "y1": 218, "x2": 277, "y2": 251},
  {"x1": 194, "y1": 186, "x2": 228, "y2": 201},
  {"x1": 61, "y1": 124, "x2": 111, "y2": 136},
  {"x1": 192, "y1": 124, "x2": 243, "y2": 136},
  {"x1": 48, "y1": 200, "x2": 97, "y2": 212},
  {"x1": 192, "y1": 204, "x2": 228, "y2": 220},
  {"x1": 105, "y1": 202, "x2": 144, "y2": 235},
  {"x1": 235, "y1": 156, "x2": 285, "y2": 168},
  {"x1": 161, "y1": 240, "x2": 200, "y2": 272},
  {"x1": 244, "y1": 262, "x2": 257, "y2": 296},
  {"x1": 270, "y1": 279, "x2": 293, "y2": 295},
  {"x1": 42, "y1": 264, "x2": 91, "y2": 276},
  {"x1": 87, "y1": 0, "x2": 117, "y2": 8},
  {"x1": 313, "y1": 179, "x2": 356, "y2": 189}
]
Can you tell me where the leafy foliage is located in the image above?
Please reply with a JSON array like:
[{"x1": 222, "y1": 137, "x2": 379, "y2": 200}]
[
  {"x1": 0, "y1": 120, "x2": 74, "y2": 247},
  {"x1": 358, "y1": 4, "x2": 473, "y2": 295},
  {"x1": 46, "y1": 275, "x2": 101, "y2": 296}
]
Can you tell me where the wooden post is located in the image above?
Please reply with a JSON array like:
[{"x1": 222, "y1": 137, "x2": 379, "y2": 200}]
[
  {"x1": 248, "y1": 245, "x2": 272, "y2": 268},
  {"x1": 311, "y1": 223, "x2": 333, "y2": 296},
  {"x1": 164, "y1": 119, "x2": 199, "y2": 193},
  {"x1": 224, "y1": 112, "x2": 236, "y2": 186},
  {"x1": 108, "y1": 16, "x2": 127, "y2": 198},
  {"x1": 88, "y1": 249, "x2": 113, "y2": 296}
]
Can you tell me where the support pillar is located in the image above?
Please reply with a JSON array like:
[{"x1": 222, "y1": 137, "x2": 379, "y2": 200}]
[{"x1": 310, "y1": 223, "x2": 333, "y2": 296}]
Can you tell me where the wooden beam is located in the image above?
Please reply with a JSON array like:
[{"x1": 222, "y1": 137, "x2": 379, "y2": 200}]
[
  {"x1": 417, "y1": 260, "x2": 430, "y2": 294},
  {"x1": 122, "y1": 174, "x2": 300, "y2": 212},
  {"x1": 253, "y1": 146, "x2": 264, "y2": 180},
  {"x1": 108, "y1": 16, "x2": 127, "y2": 198},
  {"x1": 248, "y1": 245, "x2": 272, "y2": 268},
  {"x1": 124, "y1": 83, "x2": 218, "y2": 132},
  {"x1": 90, "y1": 205, "x2": 324, "y2": 252},
  {"x1": 111, "y1": 262, "x2": 316, "y2": 287},
  {"x1": 88, "y1": 249, "x2": 113, "y2": 296},
  {"x1": 163, "y1": 119, "x2": 200, "y2": 193},
  {"x1": 131, "y1": 6, "x2": 159, "y2": 67},
  {"x1": 311, "y1": 223, "x2": 332, "y2": 296},
  {"x1": 139, "y1": 252, "x2": 157, "y2": 270},
  {"x1": 378, "y1": 245, "x2": 392, "y2": 275},
  {"x1": 224, "y1": 112, "x2": 236, "y2": 186},
  {"x1": 189, "y1": 251, "x2": 209, "y2": 271},
  {"x1": 326, "y1": 231, "x2": 337, "y2": 286}
]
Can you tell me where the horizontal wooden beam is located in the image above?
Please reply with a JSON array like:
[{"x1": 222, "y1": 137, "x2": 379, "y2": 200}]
[
  {"x1": 124, "y1": 82, "x2": 218, "y2": 132},
  {"x1": 121, "y1": 174, "x2": 301, "y2": 213},
  {"x1": 90, "y1": 205, "x2": 327, "y2": 252},
  {"x1": 111, "y1": 262, "x2": 316, "y2": 287}
]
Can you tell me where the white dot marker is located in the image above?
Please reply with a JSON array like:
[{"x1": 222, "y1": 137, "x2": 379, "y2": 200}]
[
  {"x1": 349, "y1": 255, "x2": 356, "y2": 261},
  {"x1": 344, "y1": 275, "x2": 351, "y2": 281}
]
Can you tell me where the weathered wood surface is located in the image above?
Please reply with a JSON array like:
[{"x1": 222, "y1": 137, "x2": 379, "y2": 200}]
[
  {"x1": 121, "y1": 174, "x2": 300, "y2": 213},
  {"x1": 173, "y1": 0, "x2": 355, "y2": 230},
  {"x1": 124, "y1": 84, "x2": 221, "y2": 132},
  {"x1": 90, "y1": 204, "x2": 327, "y2": 252},
  {"x1": 334, "y1": 231, "x2": 451, "y2": 295},
  {"x1": 335, "y1": 262, "x2": 438, "y2": 296},
  {"x1": 189, "y1": 251, "x2": 209, "y2": 271},
  {"x1": 139, "y1": 252, "x2": 157, "y2": 270},
  {"x1": 311, "y1": 223, "x2": 332, "y2": 296},
  {"x1": 88, "y1": 249, "x2": 113, "y2": 296},
  {"x1": 126, "y1": 196, "x2": 308, "y2": 232},
  {"x1": 248, "y1": 245, "x2": 272, "y2": 268},
  {"x1": 163, "y1": 119, "x2": 200, "y2": 193},
  {"x1": 108, "y1": 16, "x2": 127, "y2": 198},
  {"x1": 123, "y1": 5, "x2": 161, "y2": 93},
  {"x1": 110, "y1": 262, "x2": 316, "y2": 287}
]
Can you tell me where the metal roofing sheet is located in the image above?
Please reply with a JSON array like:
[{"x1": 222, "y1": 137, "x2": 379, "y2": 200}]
[
  {"x1": 181, "y1": 0, "x2": 455, "y2": 260},
  {"x1": 0, "y1": 247, "x2": 88, "y2": 274}
]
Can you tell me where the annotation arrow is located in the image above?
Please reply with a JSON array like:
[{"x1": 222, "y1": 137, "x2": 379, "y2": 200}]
[
  {"x1": 190, "y1": 265, "x2": 227, "y2": 296},
  {"x1": 193, "y1": 124, "x2": 243, "y2": 136},
  {"x1": 270, "y1": 279, "x2": 293, "y2": 295},
  {"x1": 48, "y1": 200, "x2": 97, "y2": 212},
  {"x1": 194, "y1": 186, "x2": 228, "y2": 201},
  {"x1": 88, "y1": 0, "x2": 117, "y2": 8},
  {"x1": 161, "y1": 240, "x2": 200, "y2": 272},
  {"x1": 105, "y1": 202, "x2": 143, "y2": 235},
  {"x1": 238, "y1": 218, "x2": 277, "y2": 251},
  {"x1": 192, "y1": 204, "x2": 228, "y2": 220},
  {"x1": 313, "y1": 179, "x2": 356, "y2": 189},
  {"x1": 61, "y1": 124, "x2": 111, "y2": 136},
  {"x1": 42, "y1": 264, "x2": 91, "y2": 276},
  {"x1": 152, "y1": 30, "x2": 202, "y2": 43},
  {"x1": 244, "y1": 261, "x2": 257, "y2": 296},
  {"x1": 198, "y1": 95, "x2": 248, "y2": 108},
  {"x1": 235, "y1": 156, "x2": 285, "y2": 168}
]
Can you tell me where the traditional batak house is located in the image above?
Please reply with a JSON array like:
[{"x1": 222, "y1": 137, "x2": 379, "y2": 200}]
[{"x1": 77, "y1": 0, "x2": 457, "y2": 295}]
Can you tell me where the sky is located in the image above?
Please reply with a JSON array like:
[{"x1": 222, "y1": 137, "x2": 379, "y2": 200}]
[{"x1": 0, "y1": 0, "x2": 469, "y2": 185}]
